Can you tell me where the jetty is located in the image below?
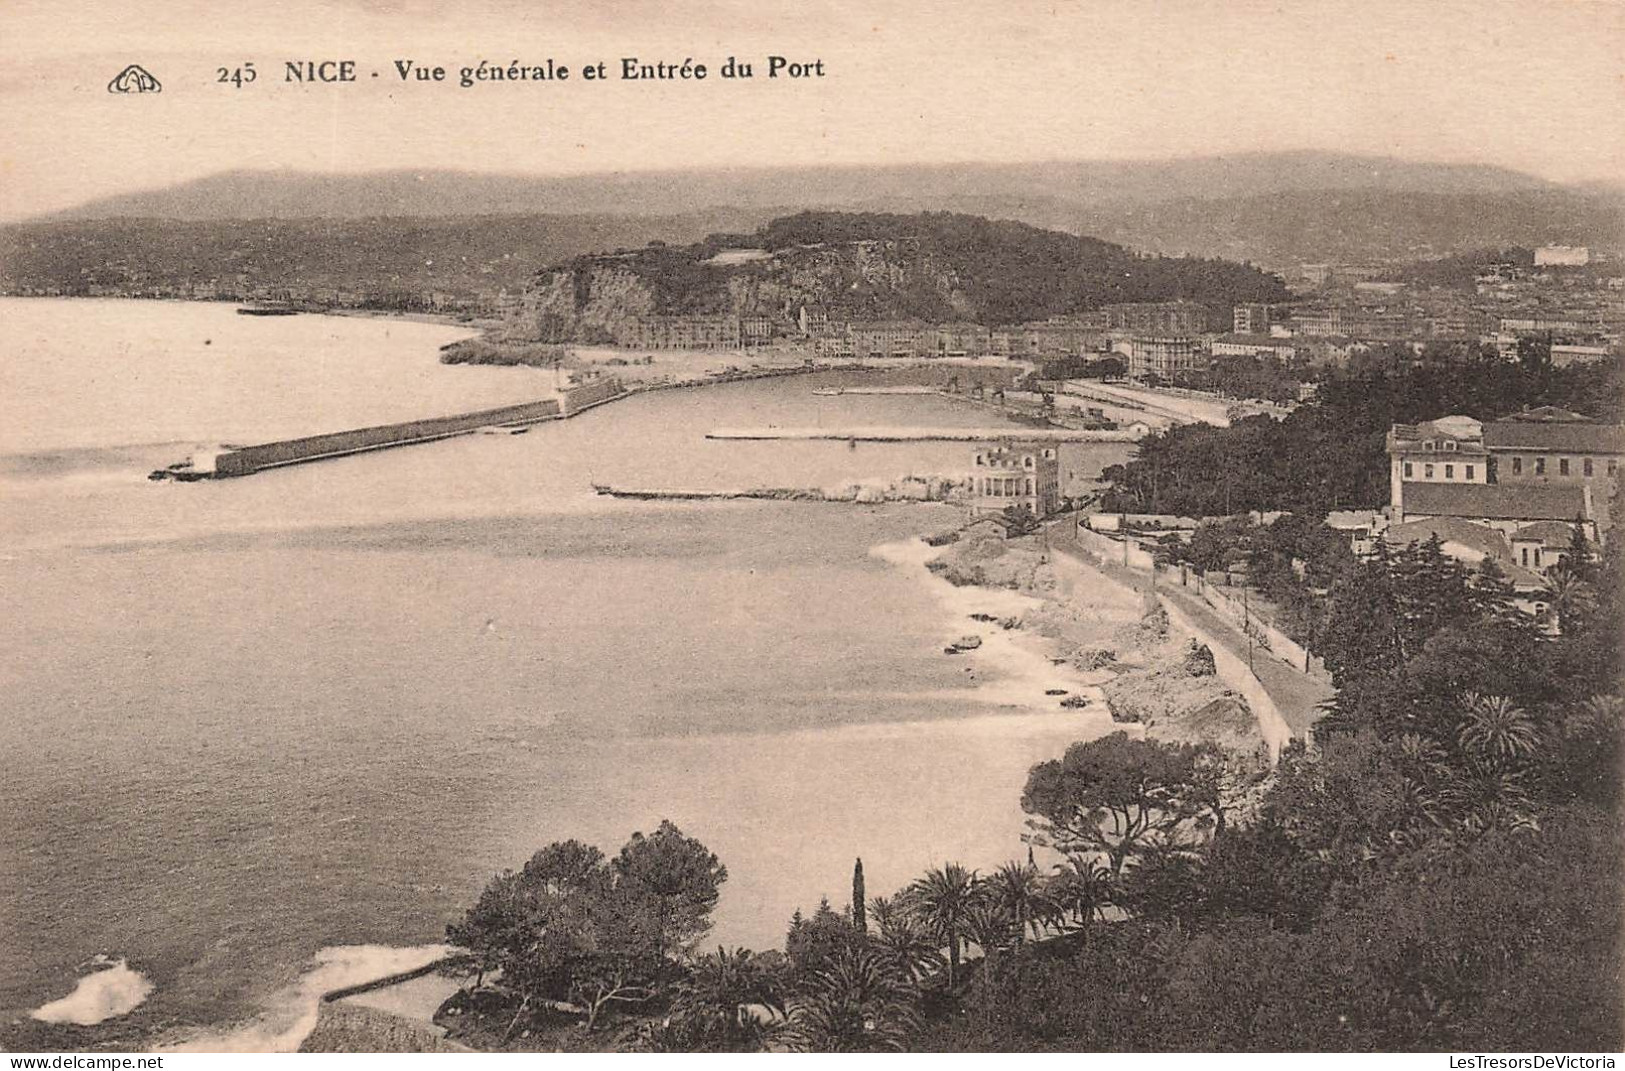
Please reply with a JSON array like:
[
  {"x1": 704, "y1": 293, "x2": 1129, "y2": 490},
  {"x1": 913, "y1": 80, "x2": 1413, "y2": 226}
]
[
  {"x1": 706, "y1": 425, "x2": 1145, "y2": 443},
  {"x1": 153, "y1": 378, "x2": 625, "y2": 480}
]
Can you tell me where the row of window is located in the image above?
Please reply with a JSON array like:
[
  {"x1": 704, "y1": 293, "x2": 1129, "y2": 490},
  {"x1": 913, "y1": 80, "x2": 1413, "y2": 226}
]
[
  {"x1": 1404, "y1": 456, "x2": 1619, "y2": 480},
  {"x1": 979, "y1": 477, "x2": 1036, "y2": 495},
  {"x1": 1508, "y1": 456, "x2": 1616, "y2": 478},
  {"x1": 1404, "y1": 461, "x2": 1475, "y2": 480}
]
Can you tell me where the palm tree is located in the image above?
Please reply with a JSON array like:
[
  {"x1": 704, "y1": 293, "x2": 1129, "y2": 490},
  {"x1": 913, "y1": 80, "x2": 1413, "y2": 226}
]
[
  {"x1": 1457, "y1": 693, "x2": 1541, "y2": 765},
  {"x1": 1543, "y1": 564, "x2": 1597, "y2": 634},
  {"x1": 866, "y1": 894, "x2": 901, "y2": 934},
  {"x1": 782, "y1": 945, "x2": 920, "y2": 1053},
  {"x1": 868, "y1": 914, "x2": 944, "y2": 985},
  {"x1": 904, "y1": 863, "x2": 982, "y2": 988},
  {"x1": 669, "y1": 946, "x2": 785, "y2": 1051},
  {"x1": 1048, "y1": 856, "x2": 1114, "y2": 936},
  {"x1": 987, "y1": 860, "x2": 1049, "y2": 943},
  {"x1": 962, "y1": 901, "x2": 1019, "y2": 959}
]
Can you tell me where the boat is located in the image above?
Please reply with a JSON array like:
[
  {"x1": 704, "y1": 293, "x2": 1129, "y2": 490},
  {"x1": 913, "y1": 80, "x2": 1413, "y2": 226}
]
[{"x1": 236, "y1": 305, "x2": 299, "y2": 317}]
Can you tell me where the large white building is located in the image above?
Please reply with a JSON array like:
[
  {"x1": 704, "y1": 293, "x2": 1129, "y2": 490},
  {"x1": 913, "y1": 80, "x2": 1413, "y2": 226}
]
[{"x1": 969, "y1": 443, "x2": 1060, "y2": 519}]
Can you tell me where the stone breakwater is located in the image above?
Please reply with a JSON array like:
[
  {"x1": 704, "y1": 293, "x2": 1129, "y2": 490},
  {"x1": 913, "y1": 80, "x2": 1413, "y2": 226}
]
[{"x1": 152, "y1": 378, "x2": 626, "y2": 480}]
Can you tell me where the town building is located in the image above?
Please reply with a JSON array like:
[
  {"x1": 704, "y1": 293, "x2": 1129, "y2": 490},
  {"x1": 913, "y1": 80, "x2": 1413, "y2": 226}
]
[
  {"x1": 741, "y1": 316, "x2": 778, "y2": 346},
  {"x1": 1484, "y1": 407, "x2": 1624, "y2": 492},
  {"x1": 1232, "y1": 303, "x2": 1274, "y2": 334},
  {"x1": 1380, "y1": 516, "x2": 1551, "y2": 617},
  {"x1": 1534, "y1": 245, "x2": 1591, "y2": 268},
  {"x1": 1325, "y1": 509, "x2": 1388, "y2": 558},
  {"x1": 1551, "y1": 343, "x2": 1614, "y2": 367},
  {"x1": 969, "y1": 443, "x2": 1060, "y2": 519},
  {"x1": 849, "y1": 320, "x2": 931, "y2": 358},
  {"x1": 1386, "y1": 408, "x2": 1622, "y2": 544},
  {"x1": 931, "y1": 322, "x2": 993, "y2": 357},
  {"x1": 1289, "y1": 305, "x2": 1413, "y2": 340},
  {"x1": 621, "y1": 315, "x2": 742, "y2": 350},
  {"x1": 1125, "y1": 336, "x2": 1200, "y2": 380},
  {"x1": 1101, "y1": 301, "x2": 1212, "y2": 335},
  {"x1": 1210, "y1": 333, "x2": 1300, "y2": 362}
]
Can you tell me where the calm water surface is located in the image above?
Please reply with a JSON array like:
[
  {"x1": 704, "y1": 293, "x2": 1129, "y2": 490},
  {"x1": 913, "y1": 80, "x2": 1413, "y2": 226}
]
[{"x1": 0, "y1": 299, "x2": 1130, "y2": 1049}]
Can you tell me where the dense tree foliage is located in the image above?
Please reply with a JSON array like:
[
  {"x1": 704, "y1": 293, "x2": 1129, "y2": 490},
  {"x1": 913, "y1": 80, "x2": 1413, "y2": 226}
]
[
  {"x1": 444, "y1": 824, "x2": 725, "y2": 1037},
  {"x1": 1100, "y1": 353, "x2": 1623, "y2": 517},
  {"x1": 929, "y1": 514, "x2": 1624, "y2": 1052},
  {"x1": 1021, "y1": 733, "x2": 1226, "y2": 874}
]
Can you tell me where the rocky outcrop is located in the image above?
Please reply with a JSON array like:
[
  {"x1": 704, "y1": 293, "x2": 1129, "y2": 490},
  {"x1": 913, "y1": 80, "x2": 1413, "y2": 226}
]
[{"x1": 508, "y1": 264, "x2": 657, "y2": 343}]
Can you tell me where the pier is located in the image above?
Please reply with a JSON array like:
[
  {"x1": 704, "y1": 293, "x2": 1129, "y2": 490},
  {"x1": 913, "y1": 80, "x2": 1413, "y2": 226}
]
[
  {"x1": 157, "y1": 377, "x2": 625, "y2": 480},
  {"x1": 705, "y1": 425, "x2": 1146, "y2": 443}
]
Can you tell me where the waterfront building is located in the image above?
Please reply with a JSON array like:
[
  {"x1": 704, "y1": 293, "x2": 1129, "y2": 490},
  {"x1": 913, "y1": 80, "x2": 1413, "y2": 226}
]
[
  {"x1": 849, "y1": 320, "x2": 931, "y2": 358},
  {"x1": 931, "y1": 322, "x2": 993, "y2": 357},
  {"x1": 621, "y1": 315, "x2": 743, "y2": 350},
  {"x1": 969, "y1": 443, "x2": 1060, "y2": 519},
  {"x1": 741, "y1": 316, "x2": 778, "y2": 346}
]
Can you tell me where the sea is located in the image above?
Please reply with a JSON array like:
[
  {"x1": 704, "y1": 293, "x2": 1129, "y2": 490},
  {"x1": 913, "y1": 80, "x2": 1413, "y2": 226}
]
[{"x1": 0, "y1": 298, "x2": 1133, "y2": 1050}]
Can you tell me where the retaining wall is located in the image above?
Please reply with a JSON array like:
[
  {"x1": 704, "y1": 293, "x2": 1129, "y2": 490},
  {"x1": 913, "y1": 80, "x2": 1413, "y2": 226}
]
[{"x1": 1158, "y1": 595, "x2": 1294, "y2": 764}]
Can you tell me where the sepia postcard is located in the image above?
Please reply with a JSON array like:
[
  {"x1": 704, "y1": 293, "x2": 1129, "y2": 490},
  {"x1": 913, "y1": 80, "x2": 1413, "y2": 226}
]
[{"x1": 2, "y1": 0, "x2": 1623, "y2": 1059}]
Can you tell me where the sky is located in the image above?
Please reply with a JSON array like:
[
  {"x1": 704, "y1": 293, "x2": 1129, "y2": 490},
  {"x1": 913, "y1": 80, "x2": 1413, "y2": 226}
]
[{"x1": 2, "y1": 0, "x2": 1622, "y2": 220}]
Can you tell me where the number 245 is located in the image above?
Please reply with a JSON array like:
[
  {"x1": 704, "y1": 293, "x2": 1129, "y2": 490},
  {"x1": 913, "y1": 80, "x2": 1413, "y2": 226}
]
[{"x1": 217, "y1": 63, "x2": 256, "y2": 87}]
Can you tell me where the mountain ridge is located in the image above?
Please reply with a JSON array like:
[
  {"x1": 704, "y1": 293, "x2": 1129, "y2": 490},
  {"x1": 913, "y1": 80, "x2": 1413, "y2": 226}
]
[{"x1": 40, "y1": 151, "x2": 1562, "y2": 223}]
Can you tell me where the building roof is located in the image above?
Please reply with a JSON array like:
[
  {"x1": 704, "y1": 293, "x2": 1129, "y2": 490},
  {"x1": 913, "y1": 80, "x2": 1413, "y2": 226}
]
[
  {"x1": 1384, "y1": 516, "x2": 1547, "y2": 588},
  {"x1": 1393, "y1": 415, "x2": 1483, "y2": 441},
  {"x1": 1403, "y1": 481, "x2": 1588, "y2": 523},
  {"x1": 1483, "y1": 418, "x2": 1625, "y2": 454},
  {"x1": 1511, "y1": 520, "x2": 1577, "y2": 548},
  {"x1": 1502, "y1": 406, "x2": 1593, "y2": 423},
  {"x1": 1390, "y1": 415, "x2": 1489, "y2": 455},
  {"x1": 1385, "y1": 516, "x2": 1513, "y2": 561}
]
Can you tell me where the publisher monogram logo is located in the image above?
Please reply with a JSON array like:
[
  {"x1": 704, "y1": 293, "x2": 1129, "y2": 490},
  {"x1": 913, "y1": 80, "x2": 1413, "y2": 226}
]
[{"x1": 107, "y1": 64, "x2": 161, "y2": 94}]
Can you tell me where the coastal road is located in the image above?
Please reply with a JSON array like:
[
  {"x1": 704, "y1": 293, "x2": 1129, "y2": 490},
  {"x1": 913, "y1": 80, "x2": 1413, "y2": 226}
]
[{"x1": 1044, "y1": 521, "x2": 1332, "y2": 741}]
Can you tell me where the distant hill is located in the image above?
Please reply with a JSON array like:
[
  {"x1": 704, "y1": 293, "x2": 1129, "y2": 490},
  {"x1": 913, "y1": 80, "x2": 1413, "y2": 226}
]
[
  {"x1": 0, "y1": 212, "x2": 765, "y2": 300},
  {"x1": 44, "y1": 152, "x2": 1556, "y2": 222},
  {"x1": 1070, "y1": 188, "x2": 1625, "y2": 266},
  {"x1": 508, "y1": 210, "x2": 1290, "y2": 342},
  {"x1": 24, "y1": 151, "x2": 1618, "y2": 269}
]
